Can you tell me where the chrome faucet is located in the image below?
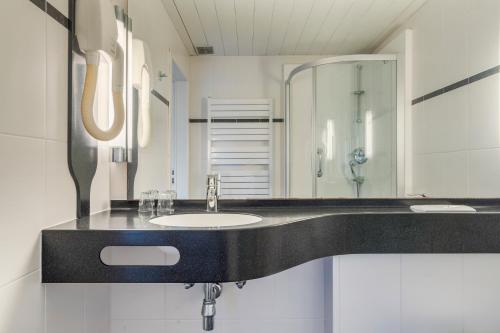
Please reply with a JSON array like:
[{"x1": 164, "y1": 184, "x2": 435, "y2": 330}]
[{"x1": 206, "y1": 174, "x2": 221, "y2": 212}]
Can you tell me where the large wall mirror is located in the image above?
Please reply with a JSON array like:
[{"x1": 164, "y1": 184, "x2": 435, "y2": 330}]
[{"x1": 116, "y1": 0, "x2": 500, "y2": 200}]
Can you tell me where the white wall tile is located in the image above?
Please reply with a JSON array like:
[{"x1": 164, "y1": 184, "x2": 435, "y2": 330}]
[
  {"x1": 0, "y1": 271, "x2": 44, "y2": 333},
  {"x1": 467, "y1": 0, "x2": 500, "y2": 75},
  {"x1": 440, "y1": 0, "x2": 469, "y2": 85},
  {"x1": 401, "y1": 254, "x2": 463, "y2": 333},
  {"x1": 165, "y1": 319, "x2": 216, "y2": 333},
  {"x1": 469, "y1": 148, "x2": 500, "y2": 197},
  {"x1": 273, "y1": 259, "x2": 325, "y2": 320},
  {"x1": 413, "y1": 87, "x2": 468, "y2": 155},
  {"x1": 217, "y1": 275, "x2": 277, "y2": 320},
  {"x1": 165, "y1": 283, "x2": 206, "y2": 320},
  {"x1": 112, "y1": 320, "x2": 165, "y2": 333},
  {"x1": 463, "y1": 254, "x2": 500, "y2": 333},
  {"x1": 0, "y1": 0, "x2": 45, "y2": 138},
  {"x1": 45, "y1": 17, "x2": 68, "y2": 142},
  {"x1": 45, "y1": 284, "x2": 85, "y2": 333},
  {"x1": 410, "y1": 0, "x2": 444, "y2": 97},
  {"x1": 44, "y1": 141, "x2": 76, "y2": 228},
  {"x1": 269, "y1": 319, "x2": 325, "y2": 333},
  {"x1": 111, "y1": 284, "x2": 165, "y2": 320},
  {"x1": 468, "y1": 75, "x2": 500, "y2": 150},
  {"x1": 84, "y1": 285, "x2": 111, "y2": 333},
  {"x1": 0, "y1": 134, "x2": 44, "y2": 287},
  {"x1": 337, "y1": 255, "x2": 401, "y2": 333},
  {"x1": 413, "y1": 151, "x2": 468, "y2": 197}
]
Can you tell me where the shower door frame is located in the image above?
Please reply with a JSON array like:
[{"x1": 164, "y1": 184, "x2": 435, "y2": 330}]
[{"x1": 284, "y1": 54, "x2": 398, "y2": 198}]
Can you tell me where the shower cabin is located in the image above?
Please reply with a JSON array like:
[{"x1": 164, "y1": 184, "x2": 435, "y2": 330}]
[{"x1": 285, "y1": 55, "x2": 398, "y2": 198}]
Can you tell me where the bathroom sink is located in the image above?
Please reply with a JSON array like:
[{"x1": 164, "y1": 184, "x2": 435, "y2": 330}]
[{"x1": 149, "y1": 213, "x2": 262, "y2": 228}]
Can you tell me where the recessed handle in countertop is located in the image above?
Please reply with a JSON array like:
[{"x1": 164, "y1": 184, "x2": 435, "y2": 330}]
[{"x1": 100, "y1": 246, "x2": 180, "y2": 266}]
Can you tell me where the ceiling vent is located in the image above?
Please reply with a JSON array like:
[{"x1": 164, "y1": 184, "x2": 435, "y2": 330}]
[{"x1": 196, "y1": 46, "x2": 214, "y2": 55}]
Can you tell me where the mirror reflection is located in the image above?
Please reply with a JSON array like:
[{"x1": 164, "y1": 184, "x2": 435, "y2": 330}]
[{"x1": 117, "y1": 0, "x2": 500, "y2": 200}]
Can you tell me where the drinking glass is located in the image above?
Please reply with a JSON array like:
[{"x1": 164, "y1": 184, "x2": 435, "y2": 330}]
[
  {"x1": 138, "y1": 190, "x2": 156, "y2": 213},
  {"x1": 157, "y1": 190, "x2": 177, "y2": 215}
]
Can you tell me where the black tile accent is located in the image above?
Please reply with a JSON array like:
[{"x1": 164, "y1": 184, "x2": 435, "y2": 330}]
[
  {"x1": 47, "y1": 2, "x2": 70, "y2": 29},
  {"x1": 30, "y1": 0, "x2": 46, "y2": 11},
  {"x1": 189, "y1": 118, "x2": 208, "y2": 123},
  {"x1": 189, "y1": 118, "x2": 285, "y2": 123},
  {"x1": 151, "y1": 89, "x2": 170, "y2": 107},
  {"x1": 443, "y1": 77, "x2": 469, "y2": 93},
  {"x1": 469, "y1": 65, "x2": 500, "y2": 84},
  {"x1": 412, "y1": 65, "x2": 500, "y2": 106},
  {"x1": 30, "y1": 0, "x2": 71, "y2": 30}
]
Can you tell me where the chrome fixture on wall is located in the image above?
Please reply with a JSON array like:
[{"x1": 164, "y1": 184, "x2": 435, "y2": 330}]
[
  {"x1": 350, "y1": 64, "x2": 367, "y2": 198},
  {"x1": 206, "y1": 174, "x2": 221, "y2": 212},
  {"x1": 201, "y1": 283, "x2": 223, "y2": 331}
]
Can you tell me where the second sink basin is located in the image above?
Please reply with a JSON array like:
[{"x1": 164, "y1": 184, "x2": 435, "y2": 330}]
[{"x1": 149, "y1": 213, "x2": 263, "y2": 228}]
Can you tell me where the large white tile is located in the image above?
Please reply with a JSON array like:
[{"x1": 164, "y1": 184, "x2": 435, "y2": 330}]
[
  {"x1": 468, "y1": 75, "x2": 500, "y2": 150},
  {"x1": 338, "y1": 254, "x2": 401, "y2": 333},
  {"x1": 84, "y1": 284, "x2": 111, "y2": 333},
  {"x1": 112, "y1": 320, "x2": 165, "y2": 333},
  {"x1": 0, "y1": 271, "x2": 44, "y2": 333},
  {"x1": 45, "y1": 17, "x2": 68, "y2": 142},
  {"x1": 467, "y1": 0, "x2": 500, "y2": 75},
  {"x1": 410, "y1": 0, "x2": 444, "y2": 98},
  {"x1": 401, "y1": 254, "x2": 463, "y2": 333},
  {"x1": 165, "y1": 283, "x2": 203, "y2": 320},
  {"x1": 440, "y1": 0, "x2": 469, "y2": 85},
  {"x1": 111, "y1": 284, "x2": 165, "y2": 320},
  {"x1": 45, "y1": 284, "x2": 85, "y2": 333},
  {"x1": 0, "y1": 0, "x2": 45, "y2": 138},
  {"x1": 413, "y1": 151, "x2": 468, "y2": 197},
  {"x1": 469, "y1": 148, "x2": 500, "y2": 197},
  {"x1": 273, "y1": 259, "x2": 325, "y2": 319},
  {"x1": 413, "y1": 88, "x2": 468, "y2": 154},
  {"x1": 44, "y1": 141, "x2": 76, "y2": 228},
  {"x1": 165, "y1": 319, "x2": 220, "y2": 333},
  {"x1": 216, "y1": 275, "x2": 277, "y2": 320},
  {"x1": 0, "y1": 134, "x2": 44, "y2": 287},
  {"x1": 463, "y1": 254, "x2": 500, "y2": 333},
  {"x1": 267, "y1": 319, "x2": 325, "y2": 333}
]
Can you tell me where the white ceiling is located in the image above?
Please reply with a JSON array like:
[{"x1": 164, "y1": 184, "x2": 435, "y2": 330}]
[{"x1": 162, "y1": 0, "x2": 426, "y2": 56}]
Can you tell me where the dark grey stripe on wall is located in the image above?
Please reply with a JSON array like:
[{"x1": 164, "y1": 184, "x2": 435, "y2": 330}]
[
  {"x1": 412, "y1": 65, "x2": 500, "y2": 105},
  {"x1": 30, "y1": 0, "x2": 70, "y2": 29},
  {"x1": 151, "y1": 90, "x2": 170, "y2": 107},
  {"x1": 189, "y1": 118, "x2": 285, "y2": 123}
]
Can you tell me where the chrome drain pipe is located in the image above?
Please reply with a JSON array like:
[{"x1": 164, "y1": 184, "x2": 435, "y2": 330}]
[{"x1": 201, "y1": 283, "x2": 222, "y2": 331}]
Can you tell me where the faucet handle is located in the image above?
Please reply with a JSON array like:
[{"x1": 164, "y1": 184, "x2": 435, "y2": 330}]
[{"x1": 216, "y1": 174, "x2": 221, "y2": 197}]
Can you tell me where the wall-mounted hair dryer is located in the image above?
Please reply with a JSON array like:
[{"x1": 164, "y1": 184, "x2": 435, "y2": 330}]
[
  {"x1": 76, "y1": 0, "x2": 125, "y2": 141},
  {"x1": 132, "y1": 39, "x2": 152, "y2": 148}
]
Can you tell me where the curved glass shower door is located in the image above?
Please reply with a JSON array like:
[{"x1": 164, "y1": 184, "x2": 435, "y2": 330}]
[{"x1": 314, "y1": 60, "x2": 397, "y2": 198}]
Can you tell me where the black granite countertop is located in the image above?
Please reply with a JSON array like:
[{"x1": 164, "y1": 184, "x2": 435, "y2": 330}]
[{"x1": 42, "y1": 198, "x2": 500, "y2": 283}]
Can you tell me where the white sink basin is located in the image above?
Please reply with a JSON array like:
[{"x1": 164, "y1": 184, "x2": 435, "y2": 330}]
[{"x1": 149, "y1": 213, "x2": 263, "y2": 228}]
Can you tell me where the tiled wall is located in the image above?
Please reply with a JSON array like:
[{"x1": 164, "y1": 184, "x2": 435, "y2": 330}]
[
  {"x1": 331, "y1": 254, "x2": 500, "y2": 333},
  {"x1": 409, "y1": 0, "x2": 500, "y2": 197},
  {"x1": 0, "y1": 0, "x2": 111, "y2": 332}
]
